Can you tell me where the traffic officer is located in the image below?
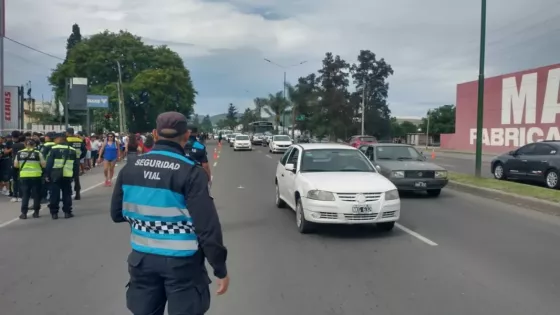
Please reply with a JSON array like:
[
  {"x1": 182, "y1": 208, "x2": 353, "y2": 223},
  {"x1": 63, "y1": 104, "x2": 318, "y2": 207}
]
[
  {"x1": 111, "y1": 112, "x2": 229, "y2": 315},
  {"x1": 14, "y1": 139, "x2": 46, "y2": 219},
  {"x1": 185, "y1": 126, "x2": 211, "y2": 180},
  {"x1": 41, "y1": 132, "x2": 56, "y2": 202},
  {"x1": 45, "y1": 133, "x2": 77, "y2": 220},
  {"x1": 66, "y1": 128, "x2": 86, "y2": 200}
]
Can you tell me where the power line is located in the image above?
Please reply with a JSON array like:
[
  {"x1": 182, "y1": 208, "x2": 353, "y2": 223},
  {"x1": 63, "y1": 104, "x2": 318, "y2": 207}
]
[{"x1": 4, "y1": 36, "x2": 64, "y2": 61}]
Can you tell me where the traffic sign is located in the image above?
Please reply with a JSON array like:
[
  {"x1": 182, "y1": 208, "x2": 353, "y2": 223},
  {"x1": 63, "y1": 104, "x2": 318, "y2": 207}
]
[{"x1": 87, "y1": 95, "x2": 109, "y2": 108}]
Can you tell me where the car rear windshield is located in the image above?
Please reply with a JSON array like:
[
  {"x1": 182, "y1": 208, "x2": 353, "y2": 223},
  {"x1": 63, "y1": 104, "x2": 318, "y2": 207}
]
[
  {"x1": 375, "y1": 146, "x2": 423, "y2": 160},
  {"x1": 274, "y1": 135, "x2": 291, "y2": 141},
  {"x1": 300, "y1": 149, "x2": 375, "y2": 173},
  {"x1": 359, "y1": 136, "x2": 376, "y2": 142},
  {"x1": 236, "y1": 135, "x2": 249, "y2": 140}
]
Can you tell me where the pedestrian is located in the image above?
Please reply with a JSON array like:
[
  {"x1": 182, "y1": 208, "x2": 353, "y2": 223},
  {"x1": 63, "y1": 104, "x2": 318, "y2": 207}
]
[
  {"x1": 218, "y1": 132, "x2": 222, "y2": 145},
  {"x1": 90, "y1": 135, "x2": 101, "y2": 167},
  {"x1": 84, "y1": 133, "x2": 92, "y2": 171},
  {"x1": 97, "y1": 132, "x2": 120, "y2": 186},
  {"x1": 0, "y1": 136, "x2": 11, "y2": 195},
  {"x1": 185, "y1": 126, "x2": 211, "y2": 181},
  {"x1": 14, "y1": 139, "x2": 45, "y2": 219},
  {"x1": 41, "y1": 132, "x2": 56, "y2": 202},
  {"x1": 111, "y1": 111, "x2": 229, "y2": 315},
  {"x1": 141, "y1": 134, "x2": 154, "y2": 154},
  {"x1": 66, "y1": 128, "x2": 86, "y2": 200},
  {"x1": 124, "y1": 133, "x2": 141, "y2": 158},
  {"x1": 10, "y1": 131, "x2": 26, "y2": 202},
  {"x1": 45, "y1": 133, "x2": 77, "y2": 220}
]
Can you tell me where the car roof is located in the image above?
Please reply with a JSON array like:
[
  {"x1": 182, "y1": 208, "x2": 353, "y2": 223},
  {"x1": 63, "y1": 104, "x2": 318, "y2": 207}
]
[
  {"x1": 297, "y1": 143, "x2": 356, "y2": 150},
  {"x1": 361, "y1": 143, "x2": 413, "y2": 147}
]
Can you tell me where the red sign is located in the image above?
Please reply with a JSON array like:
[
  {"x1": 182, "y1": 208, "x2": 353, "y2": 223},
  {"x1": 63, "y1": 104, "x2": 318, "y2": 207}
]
[
  {"x1": 4, "y1": 90, "x2": 11, "y2": 122},
  {"x1": 441, "y1": 63, "x2": 560, "y2": 154}
]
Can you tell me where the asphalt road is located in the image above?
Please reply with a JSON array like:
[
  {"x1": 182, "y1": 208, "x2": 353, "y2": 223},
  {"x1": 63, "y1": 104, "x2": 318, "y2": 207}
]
[
  {"x1": 415, "y1": 148, "x2": 495, "y2": 178},
  {"x1": 2, "y1": 141, "x2": 560, "y2": 314}
]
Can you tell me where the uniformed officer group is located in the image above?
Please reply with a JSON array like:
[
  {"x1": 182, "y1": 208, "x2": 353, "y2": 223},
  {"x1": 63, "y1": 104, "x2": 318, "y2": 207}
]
[{"x1": 0, "y1": 128, "x2": 86, "y2": 220}]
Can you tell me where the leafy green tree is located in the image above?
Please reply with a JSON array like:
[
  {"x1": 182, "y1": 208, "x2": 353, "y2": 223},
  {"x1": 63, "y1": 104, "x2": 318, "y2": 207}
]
[
  {"x1": 253, "y1": 98, "x2": 266, "y2": 120},
  {"x1": 201, "y1": 115, "x2": 213, "y2": 132},
  {"x1": 66, "y1": 24, "x2": 82, "y2": 59},
  {"x1": 400, "y1": 121, "x2": 418, "y2": 135},
  {"x1": 240, "y1": 108, "x2": 257, "y2": 131},
  {"x1": 419, "y1": 105, "x2": 456, "y2": 134},
  {"x1": 263, "y1": 92, "x2": 289, "y2": 133},
  {"x1": 350, "y1": 50, "x2": 394, "y2": 139},
  {"x1": 216, "y1": 119, "x2": 229, "y2": 130},
  {"x1": 226, "y1": 103, "x2": 238, "y2": 130},
  {"x1": 49, "y1": 30, "x2": 196, "y2": 132}
]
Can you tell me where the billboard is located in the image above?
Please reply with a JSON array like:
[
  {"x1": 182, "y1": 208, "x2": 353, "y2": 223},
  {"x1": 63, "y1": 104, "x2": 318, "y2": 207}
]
[
  {"x1": 68, "y1": 77, "x2": 88, "y2": 110},
  {"x1": 3, "y1": 86, "x2": 21, "y2": 131},
  {"x1": 440, "y1": 63, "x2": 560, "y2": 154},
  {"x1": 87, "y1": 95, "x2": 109, "y2": 108}
]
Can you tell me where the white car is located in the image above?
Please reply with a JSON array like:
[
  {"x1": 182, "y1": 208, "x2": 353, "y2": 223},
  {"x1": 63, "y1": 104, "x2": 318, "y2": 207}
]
[
  {"x1": 229, "y1": 133, "x2": 240, "y2": 146},
  {"x1": 269, "y1": 135, "x2": 293, "y2": 153},
  {"x1": 274, "y1": 143, "x2": 400, "y2": 234},
  {"x1": 233, "y1": 135, "x2": 252, "y2": 151}
]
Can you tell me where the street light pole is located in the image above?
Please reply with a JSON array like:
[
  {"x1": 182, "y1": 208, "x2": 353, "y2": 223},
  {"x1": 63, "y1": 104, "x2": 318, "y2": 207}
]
[
  {"x1": 116, "y1": 60, "x2": 126, "y2": 133},
  {"x1": 425, "y1": 110, "x2": 430, "y2": 149},
  {"x1": 361, "y1": 82, "x2": 366, "y2": 135},
  {"x1": 263, "y1": 58, "x2": 307, "y2": 137},
  {"x1": 474, "y1": 0, "x2": 487, "y2": 177}
]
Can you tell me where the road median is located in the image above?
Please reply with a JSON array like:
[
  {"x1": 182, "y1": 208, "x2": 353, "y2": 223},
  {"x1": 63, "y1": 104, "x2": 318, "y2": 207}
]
[{"x1": 447, "y1": 172, "x2": 560, "y2": 216}]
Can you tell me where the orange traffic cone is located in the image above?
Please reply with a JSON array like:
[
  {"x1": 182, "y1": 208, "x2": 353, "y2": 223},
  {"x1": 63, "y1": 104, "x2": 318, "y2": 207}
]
[{"x1": 431, "y1": 149, "x2": 436, "y2": 160}]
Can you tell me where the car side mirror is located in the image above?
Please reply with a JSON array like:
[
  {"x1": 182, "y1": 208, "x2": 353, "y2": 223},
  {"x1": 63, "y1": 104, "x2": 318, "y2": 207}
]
[
  {"x1": 375, "y1": 165, "x2": 381, "y2": 171},
  {"x1": 509, "y1": 150, "x2": 516, "y2": 156},
  {"x1": 285, "y1": 163, "x2": 296, "y2": 173}
]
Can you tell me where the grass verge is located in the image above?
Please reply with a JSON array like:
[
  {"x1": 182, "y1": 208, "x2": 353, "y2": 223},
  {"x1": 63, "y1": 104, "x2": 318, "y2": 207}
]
[{"x1": 449, "y1": 172, "x2": 560, "y2": 203}]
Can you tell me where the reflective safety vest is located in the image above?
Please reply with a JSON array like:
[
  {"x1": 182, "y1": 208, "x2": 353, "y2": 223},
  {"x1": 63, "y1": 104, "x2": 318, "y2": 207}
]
[
  {"x1": 42, "y1": 141, "x2": 55, "y2": 157},
  {"x1": 66, "y1": 136, "x2": 83, "y2": 158},
  {"x1": 17, "y1": 148, "x2": 43, "y2": 178},
  {"x1": 52, "y1": 144, "x2": 76, "y2": 178},
  {"x1": 122, "y1": 150, "x2": 198, "y2": 257}
]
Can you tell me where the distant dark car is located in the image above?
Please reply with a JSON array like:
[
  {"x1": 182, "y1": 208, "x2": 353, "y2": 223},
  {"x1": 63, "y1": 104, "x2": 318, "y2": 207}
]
[
  {"x1": 348, "y1": 135, "x2": 377, "y2": 148},
  {"x1": 491, "y1": 141, "x2": 560, "y2": 189},
  {"x1": 359, "y1": 143, "x2": 448, "y2": 197}
]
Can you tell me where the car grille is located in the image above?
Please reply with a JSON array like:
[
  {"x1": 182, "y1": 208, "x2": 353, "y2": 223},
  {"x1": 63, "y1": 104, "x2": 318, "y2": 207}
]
[
  {"x1": 319, "y1": 212, "x2": 338, "y2": 219},
  {"x1": 381, "y1": 211, "x2": 397, "y2": 218},
  {"x1": 344, "y1": 213, "x2": 378, "y2": 220},
  {"x1": 277, "y1": 144, "x2": 289, "y2": 148},
  {"x1": 404, "y1": 170, "x2": 435, "y2": 179},
  {"x1": 336, "y1": 193, "x2": 382, "y2": 202}
]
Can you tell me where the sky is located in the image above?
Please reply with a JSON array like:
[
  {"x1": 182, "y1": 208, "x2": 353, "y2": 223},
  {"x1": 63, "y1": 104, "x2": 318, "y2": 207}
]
[{"x1": 4, "y1": 0, "x2": 560, "y2": 119}]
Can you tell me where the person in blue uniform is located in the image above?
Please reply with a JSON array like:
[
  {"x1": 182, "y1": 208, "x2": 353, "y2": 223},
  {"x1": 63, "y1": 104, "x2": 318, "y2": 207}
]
[
  {"x1": 45, "y1": 133, "x2": 77, "y2": 220},
  {"x1": 110, "y1": 112, "x2": 229, "y2": 315},
  {"x1": 184, "y1": 126, "x2": 211, "y2": 180}
]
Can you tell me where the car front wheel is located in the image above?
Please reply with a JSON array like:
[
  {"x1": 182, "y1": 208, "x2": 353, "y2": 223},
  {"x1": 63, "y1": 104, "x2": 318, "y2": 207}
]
[
  {"x1": 493, "y1": 163, "x2": 506, "y2": 180},
  {"x1": 296, "y1": 198, "x2": 312, "y2": 234}
]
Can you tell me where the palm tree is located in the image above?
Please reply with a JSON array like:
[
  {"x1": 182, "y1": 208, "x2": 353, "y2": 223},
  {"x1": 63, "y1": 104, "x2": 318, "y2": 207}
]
[
  {"x1": 253, "y1": 97, "x2": 266, "y2": 120},
  {"x1": 263, "y1": 91, "x2": 289, "y2": 133}
]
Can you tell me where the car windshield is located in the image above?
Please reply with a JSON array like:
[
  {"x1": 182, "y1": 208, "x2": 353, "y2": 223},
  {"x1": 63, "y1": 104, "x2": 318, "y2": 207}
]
[
  {"x1": 236, "y1": 135, "x2": 249, "y2": 140},
  {"x1": 375, "y1": 146, "x2": 423, "y2": 160},
  {"x1": 359, "y1": 136, "x2": 376, "y2": 142},
  {"x1": 274, "y1": 135, "x2": 291, "y2": 141},
  {"x1": 300, "y1": 149, "x2": 376, "y2": 173}
]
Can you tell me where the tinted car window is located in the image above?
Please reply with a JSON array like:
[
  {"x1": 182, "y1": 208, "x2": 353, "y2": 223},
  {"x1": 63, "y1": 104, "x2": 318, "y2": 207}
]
[
  {"x1": 280, "y1": 148, "x2": 292, "y2": 165},
  {"x1": 517, "y1": 143, "x2": 536, "y2": 155},
  {"x1": 534, "y1": 143, "x2": 557, "y2": 155},
  {"x1": 287, "y1": 147, "x2": 300, "y2": 166}
]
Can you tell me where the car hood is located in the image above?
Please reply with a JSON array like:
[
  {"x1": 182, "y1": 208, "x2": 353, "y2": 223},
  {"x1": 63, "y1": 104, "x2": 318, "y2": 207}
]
[
  {"x1": 273, "y1": 141, "x2": 292, "y2": 145},
  {"x1": 235, "y1": 140, "x2": 250, "y2": 143},
  {"x1": 299, "y1": 172, "x2": 396, "y2": 193},
  {"x1": 376, "y1": 160, "x2": 445, "y2": 171}
]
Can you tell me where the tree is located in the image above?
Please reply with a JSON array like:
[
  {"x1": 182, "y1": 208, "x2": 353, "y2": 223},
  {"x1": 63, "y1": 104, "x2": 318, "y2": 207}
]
[
  {"x1": 66, "y1": 24, "x2": 82, "y2": 59},
  {"x1": 49, "y1": 30, "x2": 197, "y2": 132},
  {"x1": 419, "y1": 105, "x2": 456, "y2": 134},
  {"x1": 201, "y1": 115, "x2": 213, "y2": 132},
  {"x1": 253, "y1": 98, "x2": 266, "y2": 120},
  {"x1": 216, "y1": 119, "x2": 229, "y2": 129},
  {"x1": 316, "y1": 52, "x2": 352, "y2": 139},
  {"x1": 240, "y1": 108, "x2": 257, "y2": 131},
  {"x1": 192, "y1": 114, "x2": 200, "y2": 127},
  {"x1": 225, "y1": 103, "x2": 238, "y2": 130},
  {"x1": 351, "y1": 50, "x2": 394, "y2": 139},
  {"x1": 390, "y1": 118, "x2": 419, "y2": 138},
  {"x1": 263, "y1": 92, "x2": 289, "y2": 133}
]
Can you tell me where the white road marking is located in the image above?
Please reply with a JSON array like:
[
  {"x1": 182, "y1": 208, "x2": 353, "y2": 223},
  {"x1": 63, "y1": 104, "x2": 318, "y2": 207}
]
[
  {"x1": 237, "y1": 185, "x2": 244, "y2": 189},
  {"x1": 0, "y1": 174, "x2": 118, "y2": 229},
  {"x1": 266, "y1": 155, "x2": 272, "y2": 159},
  {"x1": 213, "y1": 162, "x2": 217, "y2": 167},
  {"x1": 395, "y1": 223, "x2": 438, "y2": 246}
]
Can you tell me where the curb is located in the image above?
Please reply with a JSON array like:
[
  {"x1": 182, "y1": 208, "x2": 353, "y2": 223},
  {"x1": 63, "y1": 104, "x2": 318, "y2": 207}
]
[
  {"x1": 447, "y1": 180, "x2": 560, "y2": 216},
  {"x1": 414, "y1": 147, "x2": 496, "y2": 156}
]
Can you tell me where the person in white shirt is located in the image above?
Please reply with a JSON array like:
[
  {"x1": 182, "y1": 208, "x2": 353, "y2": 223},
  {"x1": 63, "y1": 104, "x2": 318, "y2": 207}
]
[{"x1": 90, "y1": 135, "x2": 102, "y2": 167}]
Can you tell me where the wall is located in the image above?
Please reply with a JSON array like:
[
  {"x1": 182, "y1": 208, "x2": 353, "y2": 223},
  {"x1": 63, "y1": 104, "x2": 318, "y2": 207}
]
[{"x1": 442, "y1": 63, "x2": 560, "y2": 154}]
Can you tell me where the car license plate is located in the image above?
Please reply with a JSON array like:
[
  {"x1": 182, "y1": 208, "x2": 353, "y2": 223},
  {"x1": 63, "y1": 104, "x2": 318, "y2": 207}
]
[
  {"x1": 352, "y1": 205, "x2": 373, "y2": 214},
  {"x1": 415, "y1": 182, "x2": 427, "y2": 188}
]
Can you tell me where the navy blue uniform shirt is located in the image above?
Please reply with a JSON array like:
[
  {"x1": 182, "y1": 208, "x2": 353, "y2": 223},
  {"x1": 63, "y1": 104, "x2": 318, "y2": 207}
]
[{"x1": 184, "y1": 137, "x2": 208, "y2": 166}]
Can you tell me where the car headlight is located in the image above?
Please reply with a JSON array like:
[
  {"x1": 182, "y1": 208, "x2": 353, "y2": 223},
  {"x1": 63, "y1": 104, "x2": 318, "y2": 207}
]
[
  {"x1": 385, "y1": 189, "x2": 399, "y2": 201},
  {"x1": 391, "y1": 170, "x2": 405, "y2": 178},
  {"x1": 435, "y1": 170, "x2": 447, "y2": 178},
  {"x1": 307, "y1": 190, "x2": 335, "y2": 201}
]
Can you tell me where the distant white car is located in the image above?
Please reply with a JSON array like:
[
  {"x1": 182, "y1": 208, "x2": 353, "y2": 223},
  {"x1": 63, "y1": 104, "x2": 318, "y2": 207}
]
[
  {"x1": 233, "y1": 135, "x2": 252, "y2": 151},
  {"x1": 269, "y1": 135, "x2": 293, "y2": 153},
  {"x1": 229, "y1": 133, "x2": 241, "y2": 147},
  {"x1": 274, "y1": 143, "x2": 400, "y2": 234}
]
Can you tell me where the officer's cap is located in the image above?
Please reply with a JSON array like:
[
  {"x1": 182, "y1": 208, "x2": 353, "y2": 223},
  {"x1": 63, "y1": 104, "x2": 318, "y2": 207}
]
[
  {"x1": 156, "y1": 112, "x2": 188, "y2": 138},
  {"x1": 46, "y1": 132, "x2": 55, "y2": 138},
  {"x1": 66, "y1": 127, "x2": 74, "y2": 135},
  {"x1": 54, "y1": 132, "x2": 66, "y2": 139}
]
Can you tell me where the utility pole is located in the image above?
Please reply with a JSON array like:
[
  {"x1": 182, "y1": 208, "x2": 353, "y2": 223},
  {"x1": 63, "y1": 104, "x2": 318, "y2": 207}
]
[
  {"x1": 264, "y1": 58, "x2": 307, "y2": 137},
  {"x1": 474, "y1": 0, "x2": 487, "y2": 177},
  {"x1": 361, "y1": 82, "x2": 366, "y2": 135},
  {"x1": 0, "y1": 0, "x2": 5, "y2": 132},
  {"x1": 116, "y1": 60, "x2": 126, "y2": 133}
]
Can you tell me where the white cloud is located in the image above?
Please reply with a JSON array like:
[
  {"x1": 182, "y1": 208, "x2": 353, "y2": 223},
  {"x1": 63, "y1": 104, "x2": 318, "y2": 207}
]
[{"x1": 4, "y1": 0, "x2": 560, "y2": 119}]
